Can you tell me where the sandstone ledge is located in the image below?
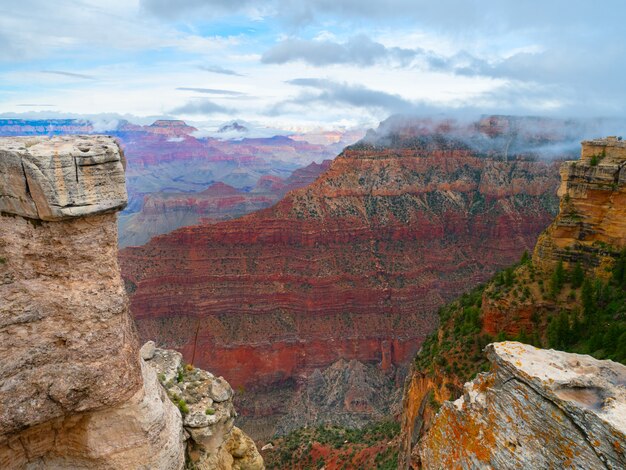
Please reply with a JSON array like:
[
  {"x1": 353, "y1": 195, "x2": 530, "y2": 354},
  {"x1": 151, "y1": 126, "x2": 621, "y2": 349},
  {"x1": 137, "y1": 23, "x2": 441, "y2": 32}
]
[
  {"x1": 0, "y1": 135, "x2": 127, "y2": 221},
  {"x1": 419, "y1": 342, "x2": 626, "y2": 469}
]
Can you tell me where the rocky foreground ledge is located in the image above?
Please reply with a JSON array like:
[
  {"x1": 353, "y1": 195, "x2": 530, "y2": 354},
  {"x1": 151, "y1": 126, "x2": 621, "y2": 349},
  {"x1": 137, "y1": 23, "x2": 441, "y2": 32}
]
[
  {"x1": 419, "y1": 342, "x2": 626, "y2": 469},
  {"x1": 0, "y1": 136, "x2": 262, "y2": 469}
]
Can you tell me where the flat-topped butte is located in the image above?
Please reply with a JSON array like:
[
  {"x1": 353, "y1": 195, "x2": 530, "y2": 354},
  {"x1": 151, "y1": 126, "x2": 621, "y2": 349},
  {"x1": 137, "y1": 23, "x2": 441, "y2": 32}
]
[{"x1": 0, "y1": 135, "x2": 127, "y2": 221}]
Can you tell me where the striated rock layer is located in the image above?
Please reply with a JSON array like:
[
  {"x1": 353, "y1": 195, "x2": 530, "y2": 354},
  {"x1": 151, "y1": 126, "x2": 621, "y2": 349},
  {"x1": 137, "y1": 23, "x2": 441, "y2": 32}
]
[
  {"x1": 534, "y1": 136, "x2": 626, "y2": 276},
  {"x1": 399, "y1": 136, "x2": 626, "y2": 469},
  {"x1": 0, "y1": 135, "x2": 127, "y2": 220},
  {"x1": 120, "y1": 120, "x2": 562, "y2": 437},
  {"x1": 119, "y1": 160, "x2": 332, "y2": 247},
  {"x1": 0, "y1": 136, "x2": 185, "y2": 469},
  {"x1": 419, "y1": 342, "x2": 626, "y2": 469}
]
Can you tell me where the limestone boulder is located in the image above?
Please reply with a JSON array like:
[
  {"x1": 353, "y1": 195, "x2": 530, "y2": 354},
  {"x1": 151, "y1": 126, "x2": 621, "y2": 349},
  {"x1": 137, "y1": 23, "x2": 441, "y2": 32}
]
[{"x1": 419, "y1": 342, "x2": 626, "y2": 469}]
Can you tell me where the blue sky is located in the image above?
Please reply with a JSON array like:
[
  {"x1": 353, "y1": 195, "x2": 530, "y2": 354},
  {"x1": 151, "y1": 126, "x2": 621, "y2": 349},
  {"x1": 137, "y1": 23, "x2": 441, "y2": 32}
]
[{"x1": 1, "y1": 0, "x2": 625, "y2": 130}]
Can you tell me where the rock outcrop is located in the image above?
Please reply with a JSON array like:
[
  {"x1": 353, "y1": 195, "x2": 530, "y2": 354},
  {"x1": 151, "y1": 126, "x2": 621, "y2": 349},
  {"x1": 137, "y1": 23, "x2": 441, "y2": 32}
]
[
  {"x1": 143, "y1": 344, "x2": 264, "y2": 470},
  {"x1": 419, "y1": 342, "x2": 626, "y2": 469},
  {"x1": 0, "y1": 135, "x2": 127, "y2": 220},
  {"x1": 0, "y1": 135, "x2": 263, "y2": 469},
  {"x1": 120, "y1": 118, "x2": 563, "y2": 438},
  {"x1": 0, "y1": 136, "x2": 186, "y2": 469},
  {"x1": 534, "y1": 136, "x2": 626, "y2": 276},
  {"x1": 399, "y1": 137, "x2": 626, "y2": 469},
  {"x1": 273, "y1": 358, "x2": 405, "y2": 436}
]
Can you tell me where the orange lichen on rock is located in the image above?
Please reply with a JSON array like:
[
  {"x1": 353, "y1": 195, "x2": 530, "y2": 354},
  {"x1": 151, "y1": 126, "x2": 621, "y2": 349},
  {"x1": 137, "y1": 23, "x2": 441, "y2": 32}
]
[{"x1": 418, "y1": 342, "x2": 626, "y2": 469}]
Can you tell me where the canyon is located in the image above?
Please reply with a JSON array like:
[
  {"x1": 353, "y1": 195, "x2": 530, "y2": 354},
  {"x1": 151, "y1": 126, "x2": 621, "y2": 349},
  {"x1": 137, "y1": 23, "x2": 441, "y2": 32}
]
[
  {"x1": 0, "y1": 136, "x2": 262, "y2": 469},
  {"x1": 119, "y1": 160, "x2": 332, "y2": 247},
  {"x1": 400, "y1": 136, "x2": 626, "y2": 468},
  {"x1": 3, "y1": 121, "x2": 623, "y2": 469},
  {"x1": 120, "y1": 116, "x2": 567, "y2": 439},
  {"x1": 0, "y1": 118, "x2": 353, "y2": 247}
]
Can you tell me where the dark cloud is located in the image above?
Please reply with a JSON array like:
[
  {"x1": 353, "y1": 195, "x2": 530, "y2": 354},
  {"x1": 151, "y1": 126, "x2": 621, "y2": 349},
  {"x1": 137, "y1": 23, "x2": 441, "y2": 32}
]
[
  {"x1": 40, "y1": 70, "x2": 96, "y2": 80},
  {"x1": 176, "y1": 87, "x2": 245, "y2": 96},
  {"x1": 275, "y1": 78, "x2": 416, "y2": 114},
  {"x1": 262, "y1": 34, "x2": 417, "y2": 67},
  {"x1": 170, "y1": 99, "x2": 232, "y2": 115},
  {"x1": 198, "y1": 65, "x2": 243, "y2": 76}
]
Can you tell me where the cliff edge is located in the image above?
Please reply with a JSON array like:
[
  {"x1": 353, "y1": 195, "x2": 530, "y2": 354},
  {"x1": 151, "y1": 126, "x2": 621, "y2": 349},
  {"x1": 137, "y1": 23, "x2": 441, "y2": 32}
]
[
  {"x1": 0, "y1": 136, "x2": 262, "y2": 469},
  {"x1": 534, "y1": 136, "x2": 626, "y2": 275},
  {"x1": 399, "y1": 137, "x2": 626, "y2": 469},
  {"x1": 419, "y1": 342, "x2": 626, "y2": 469}
]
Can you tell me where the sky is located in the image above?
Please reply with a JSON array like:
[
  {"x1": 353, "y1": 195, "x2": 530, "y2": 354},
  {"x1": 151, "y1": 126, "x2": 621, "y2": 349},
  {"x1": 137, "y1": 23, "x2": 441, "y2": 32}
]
[{"x1": 1, "y1": 0, "x2": 625, "y2": 131}]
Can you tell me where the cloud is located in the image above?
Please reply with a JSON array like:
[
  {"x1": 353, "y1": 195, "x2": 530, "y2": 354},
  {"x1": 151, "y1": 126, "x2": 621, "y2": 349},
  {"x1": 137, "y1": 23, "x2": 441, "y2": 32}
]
[
  {"x1": 141, "y1": 0, "x2": 258, "y2": 19},
  {"x1": 262, "y1": 34, "x2": 417, "y2": 67},
  {"x1": 17, "y1": 104, "x2": 56, "y2": 107},
  {"x1": 170, "y1": 99, "x2": 233, "y2": 115},
  {"x1": 275, "y1": 78, "x2": 416, "y2": 114},
  {"x1": 198, "y1": 65, "x2": 243, "y2": 76},
  {"x1": 140, "y1": 0, "x2": 621, "y2": 33},
  {"x1": 176, "y1": 87, "x2": 245, "y2": 96},
  {"x1": 40, "y1": 70, "x2": 96, "y2": 80}
]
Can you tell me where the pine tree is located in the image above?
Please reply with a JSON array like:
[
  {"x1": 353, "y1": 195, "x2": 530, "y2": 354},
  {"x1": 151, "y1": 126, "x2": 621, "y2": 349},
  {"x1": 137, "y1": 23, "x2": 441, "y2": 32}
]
[
  {"x1": 550, "y1": 260, "x2": 565, "y2": 297},
  {"x1": 517, "y1": 328, "x2": 529, "y2": 344},
  {"x1": 612, "y1": 249, "x2": 626, "y2": 289},
  {"x1": 520, "y1": 250, "x2": 530, "y2": 264},
  {"x1": 582, "y1": 278, "x2": 595, "y2": 317},
  {"x1": 571, "y1": 261, "x2": 584, "y2": 289}
]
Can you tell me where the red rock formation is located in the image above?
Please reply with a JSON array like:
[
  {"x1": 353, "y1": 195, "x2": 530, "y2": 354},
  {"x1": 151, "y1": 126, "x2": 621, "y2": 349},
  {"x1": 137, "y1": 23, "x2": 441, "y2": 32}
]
[
  {"x1": 119, "y1": 160, "x2": 333, "y2": 247},
  {"x1": 120, "y1": 126, "x2": 561, "y2": 436}
]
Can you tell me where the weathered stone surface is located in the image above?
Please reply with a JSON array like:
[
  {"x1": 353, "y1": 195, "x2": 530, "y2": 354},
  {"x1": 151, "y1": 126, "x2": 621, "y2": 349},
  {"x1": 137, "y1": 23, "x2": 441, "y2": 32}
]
[
  {"x1": 0, "y1": 212, "x2": 142, "y2": 435},
  {"x1": 145, "y1": 346, "x2": 264, "y2": 470},
  {"x1": 0, "y1": 361, "x2": 185, "y2": 469},
  {"x1": 0, "y1": 136, "x2": 185, "y2": 469},
  {"x1": 534, "y1": 136, "x2": 626, "y2": 276},
  {"x1": 0, "y1": 135, "x2": 127, "y2": 220},
  {"x1": 419, "y1": 342, "x2": 626, "y2": 469},
  {"x1": 141, "y1": 340, "x2": 156, "y2": 360}
]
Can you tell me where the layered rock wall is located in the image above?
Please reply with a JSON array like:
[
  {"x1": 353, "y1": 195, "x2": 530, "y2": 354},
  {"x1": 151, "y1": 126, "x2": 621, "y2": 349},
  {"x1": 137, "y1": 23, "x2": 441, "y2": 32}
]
[
  {"x1": 121, "y1": 139, "x2": 559, "y2": 437},
  {"x1": 534, "y1": 136, "x2": 626, "y2": 275},
  {"x1": 399, "y1": 137, "x2": 626, "y2": 468}
]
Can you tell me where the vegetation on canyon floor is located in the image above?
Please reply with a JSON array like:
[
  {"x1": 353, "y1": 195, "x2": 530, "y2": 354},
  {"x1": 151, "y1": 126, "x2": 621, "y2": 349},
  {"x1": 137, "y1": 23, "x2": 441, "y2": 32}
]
[{"x1": 263, "y1": 420, "x2": 400, "y2": 470}]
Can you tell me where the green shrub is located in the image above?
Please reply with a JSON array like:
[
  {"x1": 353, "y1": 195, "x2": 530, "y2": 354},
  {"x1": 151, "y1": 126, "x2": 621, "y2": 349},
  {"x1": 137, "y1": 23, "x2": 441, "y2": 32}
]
[{"x1": 177, "y1": 399, "x2": 189, "y2": 415}]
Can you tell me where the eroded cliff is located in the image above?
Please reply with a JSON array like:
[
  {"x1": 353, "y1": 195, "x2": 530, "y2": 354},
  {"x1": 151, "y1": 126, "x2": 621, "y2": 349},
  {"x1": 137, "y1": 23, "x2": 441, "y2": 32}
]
[
  {"x1": 120, "y1": 119, "x2": 562, "y2": 438},
  {"x1": 400, "y1": 137, "x2": 626, "y2": 468},
  {"x1": 534, "y1": 136, "x2": 626, "y2": 275},
  {"x1": 0, "y1": 136, "x2": 262, "y2": 469}
]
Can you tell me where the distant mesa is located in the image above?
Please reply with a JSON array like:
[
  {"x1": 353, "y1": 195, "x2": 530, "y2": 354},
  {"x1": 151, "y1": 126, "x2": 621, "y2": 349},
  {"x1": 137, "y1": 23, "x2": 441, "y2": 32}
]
[
  {"x1": 218, "y1": 121, "x2": 249, "y2": 134},
  {"x1": 147, "y1": 119, "x2": 197, "y2": 136}
]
